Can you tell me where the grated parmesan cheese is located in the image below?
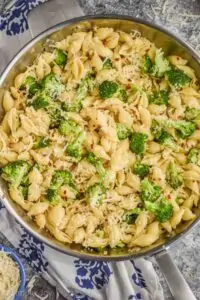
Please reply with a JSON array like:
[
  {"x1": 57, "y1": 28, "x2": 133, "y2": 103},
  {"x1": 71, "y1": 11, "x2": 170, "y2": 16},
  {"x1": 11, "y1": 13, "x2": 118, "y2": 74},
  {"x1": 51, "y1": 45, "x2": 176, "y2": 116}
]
[{"x1": 0, "y1": 251, "x2": 20, "y2": 300}]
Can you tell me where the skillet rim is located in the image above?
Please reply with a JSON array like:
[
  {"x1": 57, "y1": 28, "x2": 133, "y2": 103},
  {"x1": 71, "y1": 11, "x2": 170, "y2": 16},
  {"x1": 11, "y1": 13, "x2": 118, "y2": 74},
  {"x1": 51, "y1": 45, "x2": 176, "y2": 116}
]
[{"x1": 0, "y1": 14, "x2": 199, "y2": 261}]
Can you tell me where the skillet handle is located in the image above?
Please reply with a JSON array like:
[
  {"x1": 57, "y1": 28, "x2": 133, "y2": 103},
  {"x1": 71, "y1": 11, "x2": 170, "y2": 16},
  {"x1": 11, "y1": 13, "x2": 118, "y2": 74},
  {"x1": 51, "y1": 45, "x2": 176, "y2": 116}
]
[
  {"x1": 27, "y1": 0, "x2": 84, "y2": 38},
  {"x1": 155, "y1": 249, "x2": 196, "y2": 300}
]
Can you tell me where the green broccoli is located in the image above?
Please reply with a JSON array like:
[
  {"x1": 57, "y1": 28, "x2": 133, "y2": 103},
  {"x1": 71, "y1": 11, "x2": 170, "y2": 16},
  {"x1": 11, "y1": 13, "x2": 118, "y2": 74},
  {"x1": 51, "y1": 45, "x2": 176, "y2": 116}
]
[
  {"x1": 166, "y1": 162, "x2": 183, "y2": 189},
  {"x1": 50, "y1": 170, "x2": 72, "y2": 189},
  {"x1": 187, "y1": 148, "x2": 199, "y2": 164},
  {"x1": 86, "y1": 151, "x2": 106, "y2": 179},
  {"x1": 151, "y1": 119, "x2": 163, "y2": 140},
  {"x1": 99, "y1": 80, "x2": 128, "y2": 102},
  {"x1": 151, "y1": 120, "x2": 176, "y2": 149},
  {"x1": 123, "y1": 208, "x2": 142, "y2": 224},
  {"x1": 133, "y1": 163, "x2": 150, "y2": 179},
  {"x1": 185, "y1": 107, "x2": 200, "y2": 121},
  {"x1": 19, "y1": 185, "x2": 29, "y2": 200},
  {"x1": 41, "y1": 73, "x2": 65, "y2": 99},
  {"x1": 149, "y1": 90, "x2": 169, "y2": 106},
  {"x1": 151, "y1": 119, "x2": 176, "y2": 149},
  {"x1": 1, "y1": 160, "x2": 30, "y2": 187},
  {"x1": 140, "y1": 178, "x2": 161, "y2": 202},
  {"x1": 159, "y1": 131, "x2": 176, "y2": 149},
  {"x1": 129, "y1": 132, "x2": 148, "y2": 154},
  {"x1": 66, "y1": 131, "x2": 86, "y2": 161},
  {"x1": 54, "y1": 49, "x2": 67, "y2": 66},
  {"x1": 61, "y1": 101, "x2": 82, "y2": 113},
  {"x1": 118, "y1": 88, "x2": 128, "y2": 102},
  {"x1": 152, "y1": 49, "x2": 171, "y2": 77},
  {"x1": 21, "y1": 76, "x2": 40, "y2": 96},
  {"x1": 46, "y1": 188, "x2": 61, "y2": 204},
  {"x1": 76, "y1": 72, "x2": 95, "y2": 102},
  {"x1": 46, "y1": 102, "x2": 63, "y2": 128},
  {"x1": 58, "y1": 119, "x2": 81, "y2": 139},
  {"x1": 31, "y1": 91, "x2": 50, "y2": 110},
  {"x1": 143, "y1": 55, "x2": 153, "y2": 74},
  {"x1": 86, "y1": 183, "x2": 106, "y2": 207},
  {"x1": 164, "y1": 119, "x2": 196, "y2": 139},
  {"x1": 62, "y1": 73, "x2": 95, "y2": 113},
  {"x1": 165, "y1": 69, "x2": 192, "y2": 89},
  {"x1": 145, "y1": 197, "x2": 173, "y2": 223},
  {"x1": 117, "y1": 124, "x2": 131, "y2": 140},
  {"x1": 143, "y1": 50, "x2": 170, "y2": 78},
  {"x1": 103, "y1": 58, "x2": 113, "y2": 69},
  {"x1": 34, "y1": 136, "x2": 51, "y2": 149},
  {"x1": 99, "y1": 80, "x2": 119, "y2": 99}
]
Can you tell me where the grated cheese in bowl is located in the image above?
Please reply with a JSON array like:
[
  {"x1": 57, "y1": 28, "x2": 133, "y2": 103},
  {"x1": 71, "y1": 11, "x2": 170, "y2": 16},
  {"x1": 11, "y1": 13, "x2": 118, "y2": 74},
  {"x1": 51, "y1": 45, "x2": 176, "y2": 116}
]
[{"x1": 0, "y1": 246, "x2": 26, "y2": 300}]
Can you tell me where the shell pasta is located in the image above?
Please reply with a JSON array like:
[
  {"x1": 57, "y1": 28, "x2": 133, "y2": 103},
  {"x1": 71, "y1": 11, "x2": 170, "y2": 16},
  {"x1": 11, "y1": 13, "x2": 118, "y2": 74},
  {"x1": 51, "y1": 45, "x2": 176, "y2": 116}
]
[{"x1": 0, "y1": 26, "x2": 200, "y2": 252}]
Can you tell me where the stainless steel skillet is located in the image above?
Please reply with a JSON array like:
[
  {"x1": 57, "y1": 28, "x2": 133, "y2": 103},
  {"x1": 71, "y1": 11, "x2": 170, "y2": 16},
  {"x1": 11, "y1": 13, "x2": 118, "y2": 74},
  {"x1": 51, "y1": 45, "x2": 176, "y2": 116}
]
[{"x1": 0, "y1": 2, "x2": 199, "y2": 299}]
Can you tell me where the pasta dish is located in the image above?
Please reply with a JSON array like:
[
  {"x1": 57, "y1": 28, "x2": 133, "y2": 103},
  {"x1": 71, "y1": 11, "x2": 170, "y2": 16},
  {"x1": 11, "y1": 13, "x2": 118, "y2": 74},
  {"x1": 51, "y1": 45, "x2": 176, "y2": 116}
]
[{"x1": 0, "y1": 26, "x2": 199, "y2": 252}]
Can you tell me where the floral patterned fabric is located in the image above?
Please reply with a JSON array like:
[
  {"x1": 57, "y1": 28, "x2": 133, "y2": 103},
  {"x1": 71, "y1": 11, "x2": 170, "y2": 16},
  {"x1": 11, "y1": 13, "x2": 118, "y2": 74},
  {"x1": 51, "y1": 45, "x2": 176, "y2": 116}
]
[
  {"x1": 0, "y1": 0, "x2": 48, "y2": 35},
  {"x1": 0, "y1": 1, "x2": 164, "y2": 299}
]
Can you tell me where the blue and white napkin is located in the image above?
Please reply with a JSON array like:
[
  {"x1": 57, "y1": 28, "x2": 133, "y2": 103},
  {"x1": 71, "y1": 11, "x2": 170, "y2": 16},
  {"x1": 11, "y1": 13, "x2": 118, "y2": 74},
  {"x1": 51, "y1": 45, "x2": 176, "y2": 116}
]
[{"x1": 0, "y1": 1, "x2": 164, "y2": 299}]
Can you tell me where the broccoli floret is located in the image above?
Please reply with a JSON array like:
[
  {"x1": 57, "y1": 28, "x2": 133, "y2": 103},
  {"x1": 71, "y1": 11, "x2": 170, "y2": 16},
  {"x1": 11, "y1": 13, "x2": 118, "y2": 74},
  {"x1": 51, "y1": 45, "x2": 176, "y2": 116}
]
[
  {"x1": 158, "y1": 131, "x2": 176, "y2": 149},
  {"x1": 140, "y1": 179, "x2": 161, "y2": 202},
  {"x1": 143, "y1": 50, "x2": 170, "y2": 77},
  {"x1": 30, "y1": 91, "x2": 50, "y2": 110},
  {"x1": 165, "y1": 69, "x2": 192, "y2": 89},
  {"x1": 149, "y1": 90, "x2": 169, "y2": 106},
  {"x1": 145, "y1": 198, "x2": 173, "y2": 223},
  {"x1": 1, "y1": 160, "x2": 30, "y2": 187},
  {"x1": 34, "y1": 136, "x2": 50, "y2": 149},
  {"x1": 46, "y1": 189, "x2": 60, "y2": 204},
  {"x1": 185, "y1": 107, "x2": 200, "y2": 121},
  {"x1": 129, "y1": 132, "x2": 148, "y2": 154},
  {"x1": 152, "y1": 49, "x2": 171, "y2": 77},
  {"x1": 66, "y1": 145, "x2": 83, "y2": 160},
  {"x1": 86, "y1": 151, "x2": 106, "y2": 179},
  {"x1": 99, "y1": 80, "x2": 119, "y2": 99},
  {"x1": 86, "y1": 183, "x2": 106, "y2": 207},
  {"x1": 46, "y1": 102, "x2": 63, "y2": 128},
  {"x1": 165, "y1": 119, "x2": 196, "y2": 139},
  {"x1": 50, "y1": 170, "x2": 72, "y2": 189},
  {"x1": 103, "y1": 58, "x2": 113, "y2": 69},
  {"x1": 66, "y1": 131, "x2": 86, "y2": 161},
  {"x1": 99, "y1": 80, "x2": 128, "y2": 102},
  {"x1": 62, "y1": 73, "x2": 95, "y2": 113},
  {"x1": 19, "y1": 185, "x2": 29, "y2": 200},
  {"x1": 54, "y1": 49, "x2": 67, "y2": 66},
  {"x1": 166, "y1": 162, "x2": 183, "y2": 189},
  {"x1": 76, "y1": 72, "x2": 95, "y2": 102},
  {"x1": 123, "y1": 208, "x2": 142, "y2": 224},
  {"x1": 151, "y1": 119, "x2": 163, "y2": 140},
  {"x1": 61, "y1": 101, "x2": 82, "y2": 113},
  {"x1": 117, "y1": 124, "x2": 131, "y2": 140},
  {"x1": 21, "y1": 76, "x2": 40, "y2": 96},
  {"x1": 143, "y1": 55, "x2": 153, "y2": 74},
  {"x1": 58, "y1": 119, "x2": 81, "y2": 139},
  {"x1": 118, "y1": 88, "x2": 128, "y2": 102},
  {"x1": 151, "y1": 119, "x2": 176, "y2": 148},
  {"x1": 41, "y1": 73, "x2": 65, "y2": 99},
  {"x1": 188, "y1": 148, "x2": 199, "y2": 164},
  {"x1": 133, "y1": 163, "x2": 150, "y2": 179}
]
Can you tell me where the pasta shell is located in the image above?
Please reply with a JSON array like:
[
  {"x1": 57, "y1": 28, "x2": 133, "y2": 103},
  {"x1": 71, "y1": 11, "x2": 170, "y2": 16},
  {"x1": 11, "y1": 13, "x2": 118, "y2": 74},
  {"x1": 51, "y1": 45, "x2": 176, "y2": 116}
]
[{"x1": 28, "y1": 202, "x2": 49, "y2": 216}]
